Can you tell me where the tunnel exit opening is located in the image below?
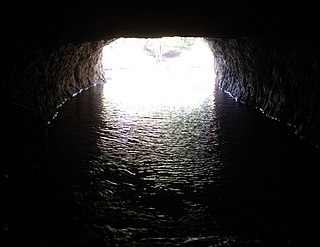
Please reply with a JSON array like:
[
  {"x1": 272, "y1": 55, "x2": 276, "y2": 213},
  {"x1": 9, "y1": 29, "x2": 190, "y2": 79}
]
[{"x1": 101, "y1": 37, "x2": 216, "y2": 108}]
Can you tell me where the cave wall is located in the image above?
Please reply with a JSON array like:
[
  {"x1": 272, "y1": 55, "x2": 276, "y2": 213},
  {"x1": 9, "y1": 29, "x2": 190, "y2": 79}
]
[
  {"x1": 209, "y1": 38, "x2": 320, "y2": 148},
  {"x1": 1, "y1": 1, "x2": 319, "y2": 132},
  {"x1": 1, "y1": 1, "x2": 319, "y2": 189},
  {"x1": 1, "y1": 41, "x2": 106, "y2": 122},
  {"x1": 0, "y1": 40, "x2": 108, "y2": 178},
  {"x1": 2, "y1": 37, "x2": 320, "y2": 150}
]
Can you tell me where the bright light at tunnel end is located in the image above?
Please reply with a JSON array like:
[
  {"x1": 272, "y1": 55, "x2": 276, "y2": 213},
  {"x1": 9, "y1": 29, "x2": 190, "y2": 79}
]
[{"x1": 102, "y1": 37, "x2": 216, "y2": 110}]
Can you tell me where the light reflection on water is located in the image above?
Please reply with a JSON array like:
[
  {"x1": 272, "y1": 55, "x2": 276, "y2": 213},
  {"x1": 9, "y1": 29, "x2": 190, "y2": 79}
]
[
  {"x1": 99, "y1": 48, "x2": 220, "y2": 199},
  {"x1": 43, "y1": 82, "x2": 320, "y2": 246},
  {"x1": 84, "y1": 79, "x2": 224, "y2": 244},
  {"x1": 100, "y1": 81, "x2": 221, "y2": 191},
  {"x1": 103, "y1": 66, "x2": 215, "y2": 109},
  {"x1": 41, "y1": 39, "x2": 320, "y2": 245}
]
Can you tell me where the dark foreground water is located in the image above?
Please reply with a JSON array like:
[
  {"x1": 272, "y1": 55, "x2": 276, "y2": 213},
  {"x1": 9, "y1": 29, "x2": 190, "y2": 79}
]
[{"x1": 2, "y1": 83, "x2": 320, "y2": 246}]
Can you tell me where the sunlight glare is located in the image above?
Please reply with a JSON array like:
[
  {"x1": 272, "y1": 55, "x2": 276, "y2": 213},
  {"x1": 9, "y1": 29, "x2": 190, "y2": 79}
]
[{"x1": 102, "y1": 37, "x2": 215, "y2": 110}]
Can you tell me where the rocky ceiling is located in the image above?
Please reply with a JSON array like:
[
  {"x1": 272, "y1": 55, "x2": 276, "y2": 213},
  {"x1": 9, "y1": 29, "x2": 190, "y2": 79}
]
[
  {"x1": 1, "y1": 1, "x2": 319, "y2": 45},
  {"x1": 1, "y1": 1, "x2": 320, "y2": 149}
]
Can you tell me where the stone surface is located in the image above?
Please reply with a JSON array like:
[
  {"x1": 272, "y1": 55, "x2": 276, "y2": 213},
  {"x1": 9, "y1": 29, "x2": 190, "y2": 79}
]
[
  {"x1": 0, "y1": 40, "x2": 106, "y2": 179},
  {"x1": 1, "y1": 41, "x2": 106, "y2": 122},
  {"x1": 208, "y1": 38, "x2": 320, "y2": 148},
  {"x1": 1, "y1": 37, "x2": 320, "y2": 149},
  {"x1": 0, "y1": 1, "x2": 319, "y2": 173}
]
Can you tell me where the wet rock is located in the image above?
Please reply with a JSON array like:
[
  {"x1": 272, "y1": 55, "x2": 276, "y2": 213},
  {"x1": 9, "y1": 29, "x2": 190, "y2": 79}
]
[
  {"x1": 208, "y1": 38, "x2": 320, "y2": 148},
  {"x1": 1, "y1": 34, "x2": 320, "y2": 151},
  {"x1": 1, "y1": 41, "x2": 106, "y2": 123}
]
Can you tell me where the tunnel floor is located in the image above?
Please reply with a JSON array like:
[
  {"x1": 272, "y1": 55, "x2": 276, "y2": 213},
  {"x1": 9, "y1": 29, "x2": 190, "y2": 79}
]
[{"x1": 1, "y1": 83, "x2": 320, "y2": 246}]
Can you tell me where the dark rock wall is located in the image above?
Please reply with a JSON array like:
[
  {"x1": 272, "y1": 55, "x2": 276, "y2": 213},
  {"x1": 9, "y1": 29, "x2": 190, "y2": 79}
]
[
  {"x1": 1, "y1": 0, "x2": 319, "y2": 204},
  {"x1": 2, "y1": 36, "x2": 320, "y2": 150},
  {"x1": 2, "y1": 37, "x2": 320, "y2": 149},
  {"x1": 209, "y1": 38, "x2": 320, "y2": 148},
  {"x1": 0, "y1": 40, "x2": 107, "y2": 179},
  {"x1": 1, "y1": 41, "x2": 106, "y2": 122}
]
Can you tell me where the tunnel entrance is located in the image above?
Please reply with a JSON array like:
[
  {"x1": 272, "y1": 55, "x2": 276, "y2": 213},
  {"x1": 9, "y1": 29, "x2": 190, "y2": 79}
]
[{"x1": 101, "y1": 37, "x2": 215, "y2": 108}]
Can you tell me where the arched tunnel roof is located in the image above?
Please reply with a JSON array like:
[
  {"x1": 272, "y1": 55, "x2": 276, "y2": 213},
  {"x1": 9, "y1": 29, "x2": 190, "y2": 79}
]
[
  {"x1": 1, "y1": 0, "x2": 319, "y2": 46},
  {"x1": 1, "y1": 1, "x2": 320, "y2": 149}
]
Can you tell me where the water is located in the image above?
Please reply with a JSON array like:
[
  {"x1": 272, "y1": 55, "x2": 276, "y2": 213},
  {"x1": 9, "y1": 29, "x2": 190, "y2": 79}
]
[{"x1": 2, "y1": 83, "x2": 320, "y2": 246}]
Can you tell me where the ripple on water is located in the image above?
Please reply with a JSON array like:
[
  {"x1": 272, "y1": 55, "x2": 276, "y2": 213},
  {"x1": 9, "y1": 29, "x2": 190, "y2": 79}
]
[
  {"x1": 46, "y1": 84, "x2": 316, "y2": 246},
  {"x1": 63, "y1": 84, "x2": 227, "y2": 245}
]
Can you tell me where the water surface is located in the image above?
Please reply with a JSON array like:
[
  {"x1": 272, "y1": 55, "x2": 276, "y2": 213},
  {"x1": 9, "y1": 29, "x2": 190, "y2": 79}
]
[
  {"x1": 2, "y1": 81, "x2": 319, "y2": 246},
  {"x1": 44, "y1": 82, "x2": 320, "y2": 246}
]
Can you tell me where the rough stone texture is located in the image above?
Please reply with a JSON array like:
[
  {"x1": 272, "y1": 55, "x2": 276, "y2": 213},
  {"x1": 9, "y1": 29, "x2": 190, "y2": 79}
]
[
  {"x1": 1, "y1": 41, "x2": 106, "y2": 122},
  {"x1": 208, "y1": 38, "x2": 320, "y2": 148},
  {"x1": 0, "y1": 40, "x2": 106, "y2": 179},
  {"x1": 1, "y1": 36, "x2": 320, "y2": 150},
  {"x1": 0, "y1": 1, "x2": 319, "y2": 177}
]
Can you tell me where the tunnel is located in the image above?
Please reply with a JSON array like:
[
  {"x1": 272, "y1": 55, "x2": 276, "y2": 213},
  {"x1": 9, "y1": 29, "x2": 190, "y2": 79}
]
[
  {"x1": 1, "y1": 1, "x2": 320, "y2": 246},
  {"x1": 1, "y1": 2, "x2": 320, "y2": 147}
]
